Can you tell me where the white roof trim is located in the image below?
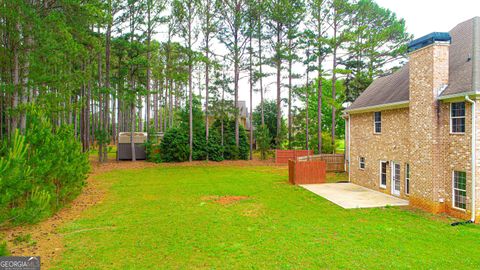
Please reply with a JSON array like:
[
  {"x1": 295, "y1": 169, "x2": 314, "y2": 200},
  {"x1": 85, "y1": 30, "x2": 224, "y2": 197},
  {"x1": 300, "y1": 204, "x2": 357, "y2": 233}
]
[
  {"x1": 438, "y1": 91, "x2": 478, "y2": 100},
  {"x1": 345, "y1": 100, "x2": 409, "y2": 114}
]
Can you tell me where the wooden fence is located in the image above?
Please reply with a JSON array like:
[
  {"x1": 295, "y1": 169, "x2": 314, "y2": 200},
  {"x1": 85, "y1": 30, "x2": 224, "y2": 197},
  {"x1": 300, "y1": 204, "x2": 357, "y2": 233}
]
[
  {"x1": 275, "y1": 150, "x2": 314, "y2": 164},
  {"x1": 288, "y1": 160, "x2": 327, "y2": 185},
  {"x1": 297, "y1": 154, "x2": 345, "y2": 172}
]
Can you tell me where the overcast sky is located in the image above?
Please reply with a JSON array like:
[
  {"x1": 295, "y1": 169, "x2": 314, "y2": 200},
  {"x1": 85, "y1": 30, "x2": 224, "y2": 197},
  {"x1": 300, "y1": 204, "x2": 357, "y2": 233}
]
[
  {"x1": 236, "y1": 0, "x2": 480, "y2": 114},
  {"x1": 375, "y1": 0, "x2": 480, "y2": 39}
]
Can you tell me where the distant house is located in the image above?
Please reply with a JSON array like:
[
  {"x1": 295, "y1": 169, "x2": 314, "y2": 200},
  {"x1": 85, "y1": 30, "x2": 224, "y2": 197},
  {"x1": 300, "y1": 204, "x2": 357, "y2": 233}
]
[
  {"x1": 236, "y1": 100, "x2": 253, "y2": 132},
  {"x1": 344, "y1": 17, "x2": 480, "y2": 222}
]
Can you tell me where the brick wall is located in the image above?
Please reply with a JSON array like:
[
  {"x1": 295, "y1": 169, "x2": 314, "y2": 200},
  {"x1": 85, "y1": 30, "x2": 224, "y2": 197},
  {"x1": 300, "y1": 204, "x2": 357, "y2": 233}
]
[
  {"x1": 348, "y1": 42, "x2": 479, "y2": 221},
  {"x1": 349, "y1": 108, "x2": 410, "y2": 199},
  {"x1": 408, "y1": 43, "x2": 450, "y2": 214}
]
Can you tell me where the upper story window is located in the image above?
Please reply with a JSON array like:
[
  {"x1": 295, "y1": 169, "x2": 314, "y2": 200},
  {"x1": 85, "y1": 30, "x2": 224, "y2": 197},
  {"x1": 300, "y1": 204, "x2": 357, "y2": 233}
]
[
  {"x1": 374, "y1": 112, "x2": 382, "y2": 134},
  {"x1": 450, "y1": 102, "x2": 465, "y2": 133}
]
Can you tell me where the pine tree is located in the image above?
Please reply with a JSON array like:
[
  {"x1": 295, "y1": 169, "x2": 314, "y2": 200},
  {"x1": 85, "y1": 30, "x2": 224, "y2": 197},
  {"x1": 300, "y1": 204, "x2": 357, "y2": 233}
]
[{"x1": 217, "y1": 0, "x2": 249, "y2": 147}]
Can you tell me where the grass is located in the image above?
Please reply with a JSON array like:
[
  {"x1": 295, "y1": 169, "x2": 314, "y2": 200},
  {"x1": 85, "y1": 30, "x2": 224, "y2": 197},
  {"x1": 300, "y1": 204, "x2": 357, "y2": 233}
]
[
  {"x1": 335, "y1": 139, "x2": 345, "y2": 154},
  {"x1": 54, "y1": 165, "x2": 480, "y2": 269},
  {"x1": 326, "y1": 172, "x2": 348, "y2": 183},
  {"x1": 89, "y1": 145, "x2": 117, "y2": 160}
]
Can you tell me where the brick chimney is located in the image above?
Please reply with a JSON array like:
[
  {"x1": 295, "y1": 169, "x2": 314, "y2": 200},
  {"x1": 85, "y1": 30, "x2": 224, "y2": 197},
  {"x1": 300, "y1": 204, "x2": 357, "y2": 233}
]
[{"x1": 408, "y1": 33, "x2": 451, "y2": 213}]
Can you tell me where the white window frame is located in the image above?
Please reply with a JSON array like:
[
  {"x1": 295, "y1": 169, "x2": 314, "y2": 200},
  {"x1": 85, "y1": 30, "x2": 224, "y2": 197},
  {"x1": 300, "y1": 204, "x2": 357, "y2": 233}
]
[
  {"x1": 379, "y1": 161, "x2": 387, "y2": 189},
  {"x1": 405, "y1": 163, "x2": 410, "y2": 195},
  {"x1": 373, "y1": 112, "x2": 382, "y2": 134},
  {"x1": 450, "y1": 102, "x2": 466, "y2": 134},
  {"x1": 452, "y1": 171, "x2": 467, "y2": 211},
  {"x1": 359, "y1": 157, "x2": 365, "y2": 170}
]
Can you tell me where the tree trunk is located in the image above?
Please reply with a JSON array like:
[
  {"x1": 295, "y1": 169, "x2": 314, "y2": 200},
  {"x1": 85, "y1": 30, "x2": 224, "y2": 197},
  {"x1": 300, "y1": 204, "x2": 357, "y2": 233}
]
[
  {"x1": 20, "y1": 23, "x2": 32, "y2": 132},
  {"x1": 258, "y1": 14, "x2": 265, "y2": 126},
  {"x1": 205, "y1": 34, "x2": 210, "y2": 161},
  {"x1": 288, "y1": 41, "x2": 293, "y2": 150},
  {"x1": 249, "y1": 27, "x2": 253, "y2": 160},
  {"x1": 305, "y1": 50, "x2": 310, "y2": 152},
  {"x1": 146, "y1": 5, "x2": 152, "y2": 132},
  {"x1": 276, "y1": 22, "x2": 282, "y2": 148},
  {"x1": 331, "y1": 49, "x2": 337, "y2": 154},
  {"x1": 221, "y1": 81, "x2": 225, "y2": 151},
  {"x1": 104, "y1": 14, "x2": 112, "y2": 161},
  {"x1": 317, "y1": 12, "x2": 323, "y2": 154},
  {"x1": 331, "y1": 24, "x2": 338, "y2": 154},
  {"x1": 12, "y1": 21, "x2": 20, "y2": 132},
  {"x1": 234, "y1": 31, "x2": 240, "y2": 148},
  {"x1": 154, "y1": 79, "x2": 159, "y2": 131},
  {"x1": 98, "y1": 27, "x2": 104, "y2": 162},
  {"x1": 188, "y1": 12, "x2": 193, "y2": 162},
  {"x1": 130, "y1": 104, "x2": 136, "y2": 161}
]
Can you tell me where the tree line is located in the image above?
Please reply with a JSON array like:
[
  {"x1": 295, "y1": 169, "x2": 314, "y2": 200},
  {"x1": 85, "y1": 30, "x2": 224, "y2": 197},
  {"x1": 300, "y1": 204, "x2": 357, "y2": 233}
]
[{"x1": 0, "y1": 0, "x2": 411, "y2": 162}]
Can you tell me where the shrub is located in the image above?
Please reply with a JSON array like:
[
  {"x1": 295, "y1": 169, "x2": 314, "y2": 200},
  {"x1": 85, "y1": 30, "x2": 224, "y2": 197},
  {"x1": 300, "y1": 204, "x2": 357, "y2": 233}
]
[
  {"x1": 156, "y1": 97, "x2": 232, "y2": 163},
  {"x1": 159, "y1": 127, "x2": 189, "y2": 162},
  {"x1": 0, "y1": 130, "x2": 33, "y2": 223},
  {"x1": 0, "y1": 242, "x2": 8, "y2": 256},
  {"x1": 207, "y1": 129, "x2": 224, "y2": 162},
  {"x1": 0, "y1": 108, "x2": 89, "y2": 226},
  {"x1": 211, "y1": 119, "x2": 249, "y2": 160},
  {"x1": 25, "y1": 109, "x2": 89, "y2": 211},
  {"x1": 255, "y1": 124, "x2": 271, "y2": 160},
  {"x1": 158, "y1": 126, "x2": 225, "y2": 162}
]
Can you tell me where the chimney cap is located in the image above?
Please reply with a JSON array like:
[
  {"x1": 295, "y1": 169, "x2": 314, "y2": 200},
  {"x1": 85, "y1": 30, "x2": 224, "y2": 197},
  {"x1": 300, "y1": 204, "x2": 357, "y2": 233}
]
[{"x1": 408, "y1": 32, "x2": 451, "y2": 53}]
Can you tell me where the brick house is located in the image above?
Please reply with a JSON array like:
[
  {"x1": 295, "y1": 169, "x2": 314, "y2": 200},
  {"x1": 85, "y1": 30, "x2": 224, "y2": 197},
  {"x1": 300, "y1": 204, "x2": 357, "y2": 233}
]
[{"x1": 344, "y1": 17, "x2": 480, "y2": 222}]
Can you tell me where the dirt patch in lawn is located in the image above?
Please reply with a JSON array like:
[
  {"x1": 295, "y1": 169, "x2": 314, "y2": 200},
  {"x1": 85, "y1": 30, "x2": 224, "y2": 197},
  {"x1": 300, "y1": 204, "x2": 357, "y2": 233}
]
[
  {"x1": 216, "y1": 196, "x2": 250, "y2": 205},
  {"x1": 0, "y1": 159, "x2": 156, "y2": 269},
  {"x1": 1, "y1": 158, "x2": 283, "y2": 269},
  {"x1": 202, "y1": 195, "x2": 250, "y2": 205},
  {"x1": 242, "y1": 204, "x2": 265, "y2": 217}
]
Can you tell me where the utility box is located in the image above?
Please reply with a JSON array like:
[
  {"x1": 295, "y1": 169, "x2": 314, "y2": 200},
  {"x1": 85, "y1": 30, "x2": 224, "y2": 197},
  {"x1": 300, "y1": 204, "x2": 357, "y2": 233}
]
[{"x1": 117, "y1": 132, "x2": 147, "y2": 160}]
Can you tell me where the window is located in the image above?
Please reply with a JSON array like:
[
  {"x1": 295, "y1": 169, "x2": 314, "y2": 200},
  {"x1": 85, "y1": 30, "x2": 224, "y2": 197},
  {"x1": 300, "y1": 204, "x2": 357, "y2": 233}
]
[
  {"x1": 405, "y1": 163, "x2": 410, "y2": 195},
  {"x1": 392, "y1": 162, "x2": 401, "y2": 196},
  {"x1": 380, "y1": 161, "x2": 387, "y2": 188},
  {"x1": 359, "y1": 157, "x2": 365, "y2": 170},
  {"x1": 374, "y1": 112, "x2": 382, "y2": 133},
  {"x1": 450, "y1": 102, "x2": 465, "y2": 133},
  {"x1": 453, "y1": 171, "x2": 467, "y2": 210}
]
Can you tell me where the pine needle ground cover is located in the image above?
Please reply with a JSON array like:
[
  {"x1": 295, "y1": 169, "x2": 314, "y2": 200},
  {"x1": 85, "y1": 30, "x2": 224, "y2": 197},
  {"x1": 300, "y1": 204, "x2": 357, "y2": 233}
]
[{"x1": 54, "y1": 166, "x2": 480, "y2": 269}]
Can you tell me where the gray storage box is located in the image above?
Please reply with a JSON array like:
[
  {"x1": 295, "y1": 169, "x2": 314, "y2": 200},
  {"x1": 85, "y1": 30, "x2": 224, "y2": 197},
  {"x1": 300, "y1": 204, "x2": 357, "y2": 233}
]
[{"x1": 117, "y1": 132, "x2": 147, "y2": 160}]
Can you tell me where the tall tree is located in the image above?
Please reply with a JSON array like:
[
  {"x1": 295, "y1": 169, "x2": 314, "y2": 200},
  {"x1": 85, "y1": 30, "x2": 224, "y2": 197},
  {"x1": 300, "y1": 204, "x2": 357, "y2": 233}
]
[
  {"x1": 306, "y1": 0, "x2": 331, "y2": 153},
  {"x1": 266, "y1": 0, "x2": 304, "y2": 148},
  {"x1": 199, "y1": 0, "x2": 219, "y2": 160},
  {"x1": 328, "y1": 0, "x2": 351, "y2": 153},
  {"x1": 173, "y1": 0, "x2": 200, "y2": 161},
  {"x1": 284, "y1": 0, "x2": 305, "y2": 149},
  {"x1": 218, "y1": 0, "x2": 248, "y2": 147},
  {"x1": 343, "y1": 0, "x2": 411, "y2": 101},
  {"x1": 245, "y1": 0, "x2": 260, "y2": 160},
  {"x1": 145, "y1": 0, "x2": 168, "y2": 132}
]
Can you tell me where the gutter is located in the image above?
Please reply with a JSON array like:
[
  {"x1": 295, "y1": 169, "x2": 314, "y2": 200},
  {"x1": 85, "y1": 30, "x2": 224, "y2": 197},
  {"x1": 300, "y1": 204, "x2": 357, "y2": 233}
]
[
  {"x1": 346, "y1": 100, "x2": 409, "y2": 114},
  {"x1": 438, "y1": 91, "x2": 477, "y2": 101},
  {"x1": 465, "y1": 95, "x2": 476, "y2": 223}
]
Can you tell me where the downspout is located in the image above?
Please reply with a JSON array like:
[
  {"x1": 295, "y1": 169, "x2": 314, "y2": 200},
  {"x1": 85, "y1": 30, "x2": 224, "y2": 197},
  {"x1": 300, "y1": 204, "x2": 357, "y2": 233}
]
[
  {"x1": 348, "y1": 114, "x2": 351, "y2": 182},
  {"x1": 466, "y1": 17, "x2": 480, "y2": 223},
  {"x1": 465, "y1": 95, "x2": 476, "y2": 222}
]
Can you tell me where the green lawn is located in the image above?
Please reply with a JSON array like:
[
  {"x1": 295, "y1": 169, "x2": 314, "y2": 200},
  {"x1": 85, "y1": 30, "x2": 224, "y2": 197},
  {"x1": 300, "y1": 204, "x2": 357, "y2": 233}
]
[{"x1": 54, "y1": 165, "x2": 480, "y2": 269}]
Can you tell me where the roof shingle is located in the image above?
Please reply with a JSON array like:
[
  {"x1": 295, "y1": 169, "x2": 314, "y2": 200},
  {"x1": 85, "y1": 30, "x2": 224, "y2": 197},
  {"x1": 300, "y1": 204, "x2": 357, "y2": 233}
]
[{"x1": 348, "y1": 17, "x2": 480, "y2": 111}]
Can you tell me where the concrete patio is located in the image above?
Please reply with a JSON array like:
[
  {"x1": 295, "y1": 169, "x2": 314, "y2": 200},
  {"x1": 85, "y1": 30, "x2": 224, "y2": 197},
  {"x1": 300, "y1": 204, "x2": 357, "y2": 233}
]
[{"x1": 300, "y1": 183, "x2": 409, "y2": 209}]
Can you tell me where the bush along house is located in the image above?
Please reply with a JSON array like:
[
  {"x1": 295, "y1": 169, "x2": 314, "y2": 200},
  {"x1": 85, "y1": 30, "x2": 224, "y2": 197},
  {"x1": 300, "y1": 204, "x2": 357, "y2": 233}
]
[{"x1": 344, "y1": 17, "x2": 480, "y2": 222}]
